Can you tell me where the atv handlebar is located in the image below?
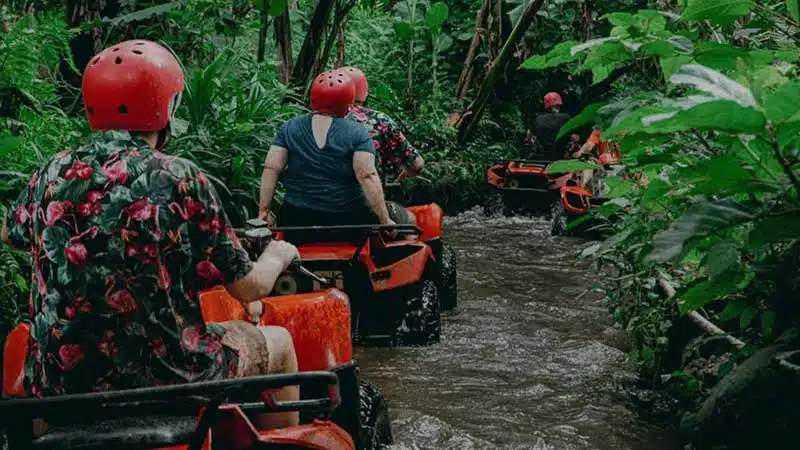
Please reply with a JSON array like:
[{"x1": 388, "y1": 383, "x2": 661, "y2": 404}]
[{"x1": 270, "y1": 223, "x2": 423, "y2": 234}]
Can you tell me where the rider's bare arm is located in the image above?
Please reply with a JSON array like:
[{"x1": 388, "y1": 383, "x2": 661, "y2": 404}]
[
  {"x1": 226, "y1": 245, "x2": 296, "y2": 304},
  {"x1": 354, "y1": 152, "x2": 391, "y2": 224},
  {"x1": 259, "y1": 145, "x2": 288, "y2": 220},
  {"x1": 407, "y1": 155, "x2": 424, "y2": 176}
]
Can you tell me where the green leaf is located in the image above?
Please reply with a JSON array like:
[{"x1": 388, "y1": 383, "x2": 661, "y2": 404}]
[
  {"x1": 748, "y1": 214, "x2": 800, "y2": 247},
  {"x1": 706, "y1": 240, "x2": 741, "y2": 278},
  {"x1": 648, "y1": 198, "x2": 759, "y2": 263},
  {"x1": 592, "y1": 63, "x2": 614, "y2": 84},
  {"x1": 740, "y1": 306, "x2": 759, "y2": 330},
  {"x1": 557, "y1": 102, "x2": 605, "y2": 140},
  {"x1": 660, "y1": 56, "x2": 694, "y2": 81},
  {"x1": 42, "y1": 227, "x2": 69, "y2": 265},
  {"x1": 425, "y1": 2, "x2": 449, "y2": 32},
  {"x1": 520, "y1": 41, "x2": 582, "y2": 70},
  {"x1": 394, "y1": 22, "x2": 415, "y2": 40},
  {"x1": 681, "y1": 0, "x2": 754, "y2": 25},
  {"x1": 670, "y1": 64, "x2": 757, "y2": 107},
  {"x1": 545, "y1": 160, "x2": 601, "y2": 174},
  {"x1": 642, "y1": 100, "x2": 765, "y2": 134},
  {"x1": 719, "y1": 297, "x2": 746, "y2": 321},
  {"x1": 677, "y1": 268, "x2": 751, "y2": 313},
  {"x1": 787, "y1": 0, "x2": 800, "y2": 23},
  {"x1": 269, "y1": 0, "x2": 288, "y2": 16},
  {"x1": 602, "y1": 12, "x2": 637, "y2": 27},
  {"x1": 765, "y1": 80, "x2": 800, "y2": 124},
  {"x1": 104, "y1": 1, "x2": 183, "y2": 26},
  {"x1": 761, "y1": 309, "x2": 776, "y2": 339},
  {"x1": 677, "y1": 155, "x2": 759, "y2": 196},
  {"x1": 642, "y1": 178, "x2": 671, "y2": 210},
  {"x1": 693, "y1": 42, "x2": 749, "y2": 69}
]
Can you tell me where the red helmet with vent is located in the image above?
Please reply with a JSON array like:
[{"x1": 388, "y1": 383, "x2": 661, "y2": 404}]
[
  {"x1": 82, "y1": 40, "x2": 185, "y2": 132},
  {"x1": 543, "y1": 92, "x2": 563, "y2": 109},
  {"x1": 310, "y1": 70, "x2": 356, "y2": 117},
  {"x1": 340, "y1": 67, "x2": 368, "y2": 102}
]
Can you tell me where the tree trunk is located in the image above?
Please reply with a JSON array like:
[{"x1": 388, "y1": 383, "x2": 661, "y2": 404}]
[
  {"x1": 455, "y1": 0, "x2": 491, "y2": 99},
  {"x1": 257, "y1": 2, "x2": 270, "y2": 62},
  {"x1": 334, "y1": 20, "x2": 347, "y2": 67},
  {"x1": 274, "y1": 8, "x2": 293, "y2": 84},
  {"x1": 457, "y1": 0, "x2": 546, "y2": 142},
  {"x1": 59, "y1": 0, "x2": 121, "y2": 109},
  {"x1": 291, "y1": 0, "x2": 336, "y2": 92},
  {"x1": 316, "y1": 0, "x2": 356, "y2": 78},
  {"x1": 583, "y1": 0, "x2": 593, "y2": 41}
]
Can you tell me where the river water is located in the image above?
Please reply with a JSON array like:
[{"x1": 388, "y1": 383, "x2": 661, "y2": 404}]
[{"x1": 356, "y1": 210, "x2": 680, "y2": 450}]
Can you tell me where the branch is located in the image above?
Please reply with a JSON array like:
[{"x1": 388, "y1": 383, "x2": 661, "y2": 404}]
[
  {"x1": 768, "y1": 125, "x2": 800, "y2": 196},
  {"x1": 656, "y1": 271, "x2": 746, "y2": 351}
]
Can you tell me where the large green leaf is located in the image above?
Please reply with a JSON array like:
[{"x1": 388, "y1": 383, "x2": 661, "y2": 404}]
[
  {"x1": 557, "y1": 102, "x2": 605, "y2": 140},
  {"x1": 748, "y1": 214, "x2": 800, "y2": 247},
  {"x1": 660, "y1": 55, "x2": 694, "y2": 81},
  {"x1": 677, "y1": 155, "x2": 761, "y2": 195},
  {"x1": 705, "y1": 239, "x2": 741, "y2": 278},
  {"x1": 42, "y1": 227, "x2": 69, "y2": 265},
  {"x1": 765, "y1": 80, "x2": 800, "y2": 124},
  {"x1": 676, "y1": 269, "x2": 752, "y2": 313},
  {"x1": 425, "y1": 2, "x2": 449, "y2": 32},
  {"x1": 642, "y1": 100, "x2": 766, "y2": 134},
  {"x1": 545, "y1": 160, "x2": 601, "y2": 174},
  {"x1": 693, "y1": 42, "x2": 749, "y2": 69},
  {"x1": 602, "y1": 12, "x2": 637, "y2": 27},
  {"x1": 648, "y1": 198, "x2": 759, "y2": 263},
  {"x1": 787, "y1": 0, "x2": 800, "y2": 23},
  {"x1": 670, "y1": 64, "x2": 757, "y2": 107},
  {"x1": 520, "y1": 41, "x2": 582, "y2": 70},
  {"x1": 681, "y1": 0, "x2": 754, "y2": 25},
  {"x1": 394, "y1": 22, "x2": 415, "y2": 40}
]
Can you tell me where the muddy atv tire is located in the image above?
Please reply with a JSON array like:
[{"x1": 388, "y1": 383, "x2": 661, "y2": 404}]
[
  {"x1": 358, "y1": 382, "x2": 393, "y2": 450},
  {"x1": 439, "y1": 244, "x2": 457, "y2": 311},
  {"x1": 482, "y1": 189, "x2": 505, "y2": 217},
  {"x1": 395, "y1": 273, "x2": 441, "y2": 346},
  {"x1": 550, "y1": 200, "x2": 568, "y2": 236}
]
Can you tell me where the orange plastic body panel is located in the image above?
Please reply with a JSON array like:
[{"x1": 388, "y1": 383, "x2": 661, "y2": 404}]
[
  {"x1": 407, "y1": 203, "x2": 443, "y2": 241},
  {"x1": 506, "y1": 162, "x2": 546, "y2": 177},
  {"x1": 2, "y1": 322, "x2": 30, "y2": 397},
  {"x1": 486, "y1": 164, "x2": 505, "y2": 188},
  {"x1": 560, "y1": 185, "x2": 592, "y2": 215},
  {"x1": 367, "y1": 242, "x2": 432, "y2": 293},
  {"x1": 298, "y1": 243, "x2": 361, "y2": 262},
  {"x1": 200, "y1": 288, "x2": 353, "y2": 372}
]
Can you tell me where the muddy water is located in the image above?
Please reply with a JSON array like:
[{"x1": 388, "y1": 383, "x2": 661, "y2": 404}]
[{"x1": 355, "y1": 210, "x2": 679, "y2": 450}]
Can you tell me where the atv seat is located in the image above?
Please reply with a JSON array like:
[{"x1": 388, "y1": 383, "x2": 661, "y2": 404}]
[{"x1": 30, "y1": 414, "x2": 198, "y2": 450}]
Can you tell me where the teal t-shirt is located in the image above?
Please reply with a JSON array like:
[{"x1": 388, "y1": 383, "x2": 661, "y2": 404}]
[{"x1": 273, "y1": 114, "x2": 375, "y2": 213}]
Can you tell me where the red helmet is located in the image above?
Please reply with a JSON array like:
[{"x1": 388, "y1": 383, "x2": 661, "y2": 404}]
[
  {"x1": 310, "y1": 70, "x2": 355, "y2": 117},
  {"x1": 340, "y1": 67, "x2": 368, "y2": 102},
  {"x1": 82, "y1": 40, "x2": 185, "y2": 132},
  {"x1": 543, "y1": 92, "x2": 563, "y2": 108}
]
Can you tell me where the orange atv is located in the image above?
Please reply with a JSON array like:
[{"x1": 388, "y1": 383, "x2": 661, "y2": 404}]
[
  {"x1": 484, "y1": 159, "x2": 573, "y2": 216},
  {"x1": 550, "y1": 140, "x2": 624, "y2": 236},
  {"x1": 0, "y1": 234, "x2": 393, "y2": 450},
  {"x1": 265, "y1": 203, "x2": 449, "y2": 347}
]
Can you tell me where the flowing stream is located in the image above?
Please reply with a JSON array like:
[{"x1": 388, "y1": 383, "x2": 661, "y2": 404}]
[{"x1": 356, "y1": 210, "x2": 680, "y2": 450}]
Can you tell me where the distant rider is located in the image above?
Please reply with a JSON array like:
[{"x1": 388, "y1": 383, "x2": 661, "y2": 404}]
[
  {"x1": 525, "y1": 92, "x2": 576, "y2": 161},
  {"x1": 2, "y1": 40, "x2": 301, "y2": 429},
  {"x1": 258, "y1": 70, "x2": 394, "y2": 232},
  {"x1": 571, "y1": 126, "x2": 622, "y2": 188},
  {"x1": 339, "y1": 66, "x2": 421, "y2": 225}
]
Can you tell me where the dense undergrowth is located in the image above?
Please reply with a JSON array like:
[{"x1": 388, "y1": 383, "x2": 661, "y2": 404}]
[{"x1": 2, "y1": 0, "x2": 799, "y2": 448}]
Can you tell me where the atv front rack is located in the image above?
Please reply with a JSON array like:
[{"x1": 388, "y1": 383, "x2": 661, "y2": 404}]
[
  {"x1": 0, "y1": 371, "x2": 341, "y2": 450},
  {"x1": 494, "y1": 159, "x2": 552, "y2": 167}
]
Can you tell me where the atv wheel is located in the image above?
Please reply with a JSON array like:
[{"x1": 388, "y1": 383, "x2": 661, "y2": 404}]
[
  {"x1": 358, "y1": 382, "x2": 393, "y2": 450},
  {"x1": 482, "y1": 189, "x2": 504, "y2": 217},
  {"x1": 550, "y1": 200, "x2": 568, "y2": 236},
  {"x1": 439, "y1": 244, "x2": 457, "y2": 311},
  {"x1": 395, "y1": 274, "x2": 441, "y2": 346}
]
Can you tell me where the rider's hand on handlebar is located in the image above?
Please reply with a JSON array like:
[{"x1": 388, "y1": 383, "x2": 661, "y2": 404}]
[
  {"x1": 382, "y1": 217, "x2": 397, "y2": 239},
  {"x1": 258, "y1": 208, "x2": 275, "y2": 226},
  {"x1": 259, "y1": 240, "x2": 300, "y2": 270}
]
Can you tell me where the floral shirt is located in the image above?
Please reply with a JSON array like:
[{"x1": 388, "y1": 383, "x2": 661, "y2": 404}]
[
  {"x1": 345, "y1": 105, "x2": 420, "y2": 179},
  {"x1": 5, "y1": 131, "x2": 253, "y2": 397}
]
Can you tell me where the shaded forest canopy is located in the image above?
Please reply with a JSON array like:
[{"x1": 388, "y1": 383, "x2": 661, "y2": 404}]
[{"x1": 2, "y1": 1, "x2": 800, "y2": 448}]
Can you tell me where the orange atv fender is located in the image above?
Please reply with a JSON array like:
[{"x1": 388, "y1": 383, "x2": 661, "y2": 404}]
[
  {"x1": 560, "y1": 185, "x2": 592, "y2": 215},
  {"x1": 506, "y1": 163, "x2": 545, "y2": 177},
  {"x1": 407, "y1": 203, "x2": 443, "y2": 241},
  {"x1": 486, "y1": 164, "x2": 505, "y2": 188},
  {"x1": 364, "y1": 241, "x2": 433, "y2": 293},
  {"x1": 200, "y1": 288, "x2": 353, "y2": 372},
  {"x1": 548, "y1": 172, "x2": 573, "y2": 191}
]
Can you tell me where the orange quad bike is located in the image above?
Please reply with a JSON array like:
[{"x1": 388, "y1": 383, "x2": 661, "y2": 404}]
[
  {"x1": 0, "y1": 229, "x2": 393, "y2": 450},
  {"x1": 484, "y1": 159, "x2": 573, "y2": 217},
  {"x1": 265, "y1": 203, "x2": 448, "y2": 348},
  {"x1": 550, "y1": 141, "x2": 625, "y2": 236}
]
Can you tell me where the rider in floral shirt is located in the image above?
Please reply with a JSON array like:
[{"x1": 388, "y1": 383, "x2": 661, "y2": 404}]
[
  {"x1": 2, "y1": 40, "x2": 300, "y2": 415},
  {"x1": 340, "y1": 67, "x2": 425, "y2": 182}
]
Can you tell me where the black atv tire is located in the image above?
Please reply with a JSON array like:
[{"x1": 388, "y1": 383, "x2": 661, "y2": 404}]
[
  {"x1": 550, "y1": 200, "x2": 569, "y2": 236},
  {"x1": 438, "y1": 244, "x2": 457, "y2": 311},
  {"x1": 482, "y1": 189, "x2": 504, "y2": 217},
  {"x1": 394, "y1": 275, "x2": 441, "y2": 346},
  {"x1": 358, "y1": 382, "x2": 393, "y2": 450}
]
